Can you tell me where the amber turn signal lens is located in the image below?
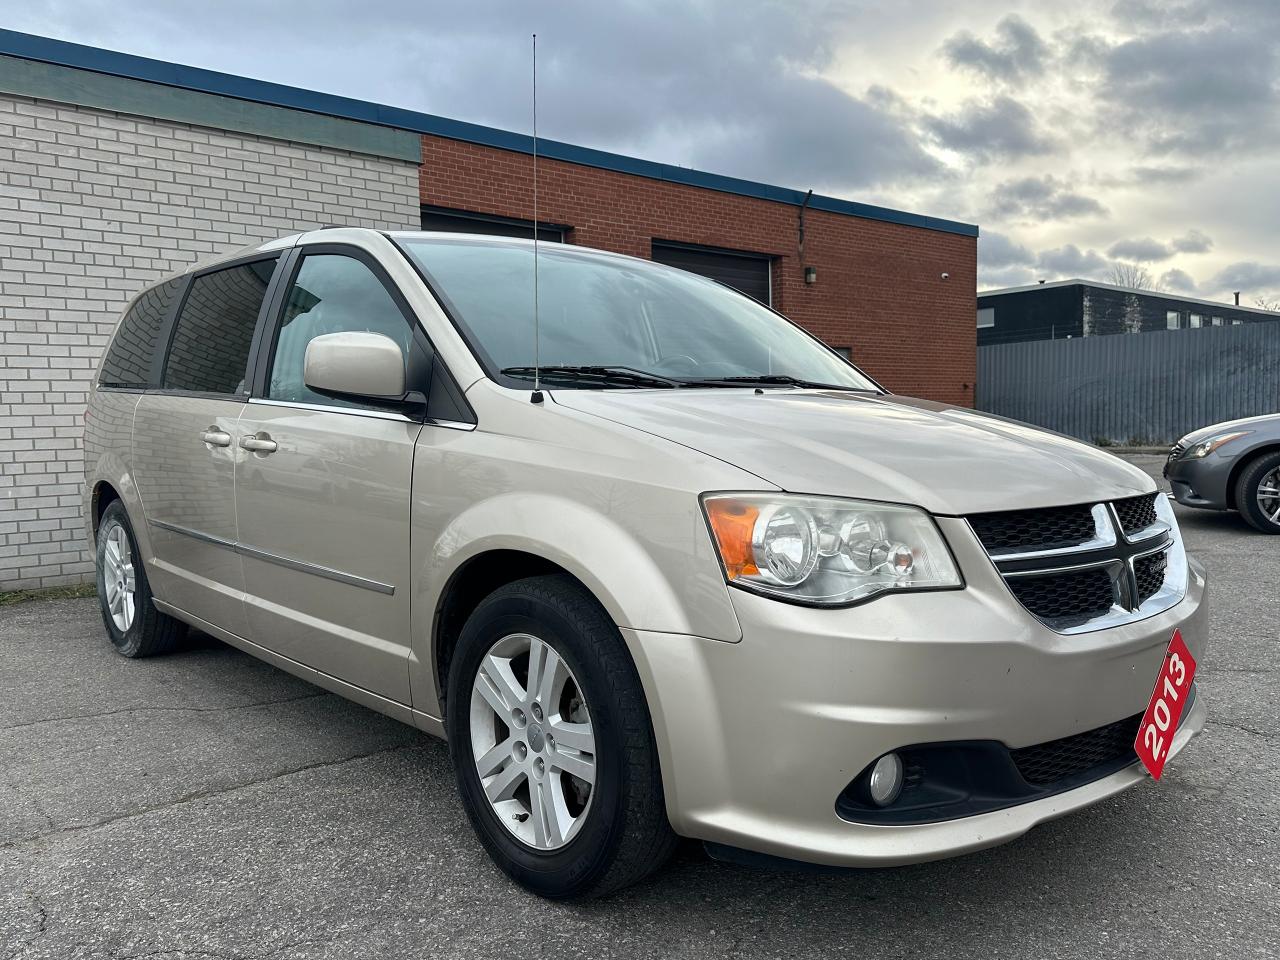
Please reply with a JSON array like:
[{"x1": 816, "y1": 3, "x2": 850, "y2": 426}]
[{"x1": 705, "y1": 498, "x2": 760, "y2": 579}]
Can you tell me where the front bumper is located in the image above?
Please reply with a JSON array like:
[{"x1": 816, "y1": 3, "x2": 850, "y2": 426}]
[
  {"x1": 624, "y1": 517, "x2": 1209, "y2": 868},
  {"x1": 1165, "y1": 453, "x2": 1233, "y2": 509}
]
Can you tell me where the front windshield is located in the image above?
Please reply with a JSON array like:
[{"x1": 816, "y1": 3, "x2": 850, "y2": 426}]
[{"x1": 398, "y1": 237, "x2": 880, "y2": 390}]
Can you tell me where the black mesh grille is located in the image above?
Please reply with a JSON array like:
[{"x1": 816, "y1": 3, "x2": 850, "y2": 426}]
[
  {"x1": 1134, "y1": 551, "x2": 1168, "y2": 603},
  {"x1": 1011, "y1": 713, "x2": 1142, "y2": 786},
  {"x1": 969, "y1": 504, "x2": 1096, "y2": 553},
  {"x1": 1114, "y1": 493, "x2": 1158, "y2": 534},
  {"x1": 1007, "y1": 567, "x2": 1116, "y2": 626}
]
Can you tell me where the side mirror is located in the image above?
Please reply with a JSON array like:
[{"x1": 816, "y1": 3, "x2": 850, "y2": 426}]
[{"x1": 303, "y1": 331, "x2": 406, "y2": 401}]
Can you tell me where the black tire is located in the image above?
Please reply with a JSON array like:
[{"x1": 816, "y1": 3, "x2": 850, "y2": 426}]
[
  {"x1": 1234, "y1": 451, "x2": 1280, "y2": 534},
  {"x1": 95, "y1": 500, "x2": 187, "y2": 657},
  {"x1": 446, "y1": 574, "x2": 677, "y2": 899}
]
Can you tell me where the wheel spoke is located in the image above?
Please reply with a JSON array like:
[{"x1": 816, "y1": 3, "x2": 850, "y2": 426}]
[
  {"x1": 105, "y1": 538, "x2": 121, "y2": 566},
  {"x1": 482, "y1": 759, "x2": 526, "y2": 803},
  {"x1": 551, "y1": 747, "x2": 595, "y2": 785},
  {"x1": 531, "y1": 777, "x2": 566, "y2": 847},
  {"x1": 475, "y1": 656, "x2": 524, "y2": 716},
  {"x1": 105, "y1": 576, "x2": 119, "y2": 605},
  {"x1": 474, "y1": 737, "x2": 514, "y2": 778},
  {"x1": 530, "y1": 638, "x2": 566, "y2": 708},
  {"x1": 548, "y1": 718, "x2": 594, "y2": 753}
]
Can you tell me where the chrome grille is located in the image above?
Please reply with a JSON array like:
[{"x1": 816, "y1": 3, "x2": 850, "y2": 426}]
[{"x1": 968, "y1": 495, "x2": 1187, "y2": 634}]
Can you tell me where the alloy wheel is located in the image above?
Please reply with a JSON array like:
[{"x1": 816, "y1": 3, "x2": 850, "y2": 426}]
[
  {"x1": 1258, "y1": 466, "x2": 1280, "y2": 526},
  {"x1": 469, "y1": 632, "x2": 596, "y2": 850},
  {"x1": 102, "y1": 520, "x2": 137, "y2": 632}
]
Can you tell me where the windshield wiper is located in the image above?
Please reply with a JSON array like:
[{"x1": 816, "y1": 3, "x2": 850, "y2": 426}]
[
  {"x1": 500, "y1": 365, "x2": 683, "y2": 389},
  {"x1": 679, "y1": 374, "x2": 880, "y2": 392}
]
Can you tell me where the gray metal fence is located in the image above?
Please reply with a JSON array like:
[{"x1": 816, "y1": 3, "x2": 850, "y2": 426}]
[{"x1": 977, "y1": 323, "x2": 1280, "y2": 445}]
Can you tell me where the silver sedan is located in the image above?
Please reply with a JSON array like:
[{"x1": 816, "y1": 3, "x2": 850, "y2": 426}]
[{"x1": 1165, "y1": 414, "x2": 1280, "y2": 533}]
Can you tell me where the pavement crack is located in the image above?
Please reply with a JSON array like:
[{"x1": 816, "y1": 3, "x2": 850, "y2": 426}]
[
  {"x1": 3, "y1": 892, "x2": 49, "y2": 960},
  {"x1": 1208, "y1": 718, "x2": 1274, "y2": 741},
  {"x1": 0, "y1": 743, "x2": 415, "y2": 852},
  {"x1": 0, "y1": 692, "x2": 330, "y2": 733}
]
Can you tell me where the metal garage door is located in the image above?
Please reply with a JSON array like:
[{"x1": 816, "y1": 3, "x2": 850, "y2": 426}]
[
  {"x1": 421, "y1": 205, "x2": 565, "y2": 242},
  {"x1": 651, "y1": 242, "x2": 772, "y2": 305}
]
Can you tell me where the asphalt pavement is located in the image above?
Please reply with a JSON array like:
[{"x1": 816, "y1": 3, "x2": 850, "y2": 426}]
[{"x1": 1, "y1": 457, "x2": 1277, "y2": 959}]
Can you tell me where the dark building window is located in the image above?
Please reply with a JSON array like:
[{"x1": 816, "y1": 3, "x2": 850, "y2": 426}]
[
  {"x1": 163, "y1": 259, "x2": 276, "y2": 395},
  {"x1": 421, "y1": 205, "x2": 565, "y2": 243},
  {"x1": 651, "y1": 241, "x2": 772, "y2": 305}
]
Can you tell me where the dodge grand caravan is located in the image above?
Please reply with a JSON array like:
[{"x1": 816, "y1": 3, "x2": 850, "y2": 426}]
[{"x1": 84, "y1": 228, "x2": 1208, "y2": 898}]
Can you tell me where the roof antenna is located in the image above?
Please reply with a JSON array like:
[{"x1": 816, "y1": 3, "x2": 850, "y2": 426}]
[{"x1": 529, "y1": 33, "x2": 544, "y2": 405}]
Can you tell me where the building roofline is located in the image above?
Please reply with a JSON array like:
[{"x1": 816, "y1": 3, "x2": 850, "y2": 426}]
[
  {"x1": 978, "y1": 278, "x2": 1280, "y2": 318},
  {"x1": 0, "y1": 27, "x2": 978, "y2": 239}
]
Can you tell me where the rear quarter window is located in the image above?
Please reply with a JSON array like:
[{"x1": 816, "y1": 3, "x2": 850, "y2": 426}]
[
  {"x1": 98, "y1": 277, "x2": 186, "y2": 389},
  {"x1": 162, "y1": 259, "x2": 277, "y2": 395}
]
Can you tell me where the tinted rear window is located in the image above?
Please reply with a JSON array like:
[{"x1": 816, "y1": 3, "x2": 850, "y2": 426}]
[
  {"x1": 99, "y1": 277, "x2": 186, "y2": 389},
  {"x1": 163, "y1": 259, "x2": 276, "y2": 394}
]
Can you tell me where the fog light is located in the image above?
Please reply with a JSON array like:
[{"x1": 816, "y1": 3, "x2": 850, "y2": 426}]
[{"x1": 867, "y1": 752, "x2": 904, "y2": 807}]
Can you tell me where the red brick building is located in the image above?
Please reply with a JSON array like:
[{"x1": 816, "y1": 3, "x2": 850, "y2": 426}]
[{"x1": 418, "y1": 136, "x2": 978, "y2": 406}]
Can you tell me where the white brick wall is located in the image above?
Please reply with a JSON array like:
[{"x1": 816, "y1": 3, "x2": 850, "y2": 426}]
[{"x1": 0, "y1": 92, "x2": 421, "y2": 589}]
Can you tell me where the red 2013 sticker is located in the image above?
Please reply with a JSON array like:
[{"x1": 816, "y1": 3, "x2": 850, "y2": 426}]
[{"x1": 1134, "y1": 629, "x2": 1197, "y2": 780}]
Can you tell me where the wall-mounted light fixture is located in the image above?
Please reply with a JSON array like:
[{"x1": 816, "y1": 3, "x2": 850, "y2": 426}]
[{"x1": 804, "y1": 266, "x2": 817, "y2": 285}]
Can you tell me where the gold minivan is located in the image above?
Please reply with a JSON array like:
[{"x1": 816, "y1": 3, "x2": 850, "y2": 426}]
[{"x1": 85, "y1": 228, "x2": 1208, "y2": 897}]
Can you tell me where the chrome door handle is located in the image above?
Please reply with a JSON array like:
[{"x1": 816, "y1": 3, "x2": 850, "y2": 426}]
[
  {"x1": 239, "y1": 434, "x2": 278, "y2": 454},
  {"x1": 200, "y1": 429, "x2": 232, "y2": 447}
]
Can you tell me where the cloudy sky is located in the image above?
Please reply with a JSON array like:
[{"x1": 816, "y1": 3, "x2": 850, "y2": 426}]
[{"x1": 8, "y1": 0, "x2": 1280, "y2": 303}]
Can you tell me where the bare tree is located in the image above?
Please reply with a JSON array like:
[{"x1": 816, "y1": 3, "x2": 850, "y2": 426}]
[
  {"x1": 1107, "y1": 262, "x2": 1161, "y2": 290},
  {"x1": 1255, "y1": 297, "x2": 1280, "y2": 312}
]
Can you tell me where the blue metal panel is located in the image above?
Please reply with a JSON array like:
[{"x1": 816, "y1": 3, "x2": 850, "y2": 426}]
[{"x1": 0, "y1": 27, "x2": 979, "y2": 239}]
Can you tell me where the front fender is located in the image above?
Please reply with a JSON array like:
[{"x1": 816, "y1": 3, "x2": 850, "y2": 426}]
[{"x1": 409, "y1": 489, "x2": 743, "y2": 720}]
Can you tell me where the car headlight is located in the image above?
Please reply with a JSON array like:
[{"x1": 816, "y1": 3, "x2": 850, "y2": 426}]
[
  {"x1": 702, "y1": 493, "x2": 962, "y2": 605},
  {"x1": 1182, "y1": 431, "x2": 1251, "y2": 459}
]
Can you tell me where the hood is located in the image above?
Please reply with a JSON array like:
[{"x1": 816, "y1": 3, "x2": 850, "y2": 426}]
[
  {"x1": 552, "y1": 389, "x2": 1155, "y2": 515},
  {"x1": 1180, "y1": 412, "x2": 1280, "y2": 445}
]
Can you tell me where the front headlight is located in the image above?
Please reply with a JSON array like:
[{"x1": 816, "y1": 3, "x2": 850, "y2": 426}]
[
  {"x1": 702, "y1": 493, "x2": 962, "y2": 606},
  {"x1": 1183, "y1": 431, "x2": 1251, "y2": 459}
]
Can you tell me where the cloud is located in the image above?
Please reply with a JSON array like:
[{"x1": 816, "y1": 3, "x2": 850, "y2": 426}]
[
  {"x1": 1208, "y1": 261, "x2": 1280, "y2": 296},
  {"x1": 943, "y1": 15, "x2": 1050, "y2": 82},
  {"x1": 979, "y1": 230, "x2": 1036, "y2": 268},
  {"x1": 924, "y1": 96, "x2": 1055, "y2": 161},
  {"x1": 1036, "y1": 244, "x2": 1111, "y2": 278},
  {"x1": 1158, "y1": 268, "x2": 1198, "y2": 292},
  {"x1": 1172, "y1": 228, "x2": 1213, "y2": 253},
  {"x1": 1096, "y1": 165, "x2": 1201, "y2": 187},
  {"x1": 989, "y1": 176, "x2": 1108, "y2": 220},
  {"x1": 1107, "y1": 237, "x2": 1174, "y2": 261},
  {"x1": 978, "y1": 265, "x2": 1039, "y2": 290},
  {"x1": 1106, "y1": 230, "x2": 1212, "y2": 261},
  {"x1": 1095, "y1": 20, "x2": 1280, "y2": 153}
]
